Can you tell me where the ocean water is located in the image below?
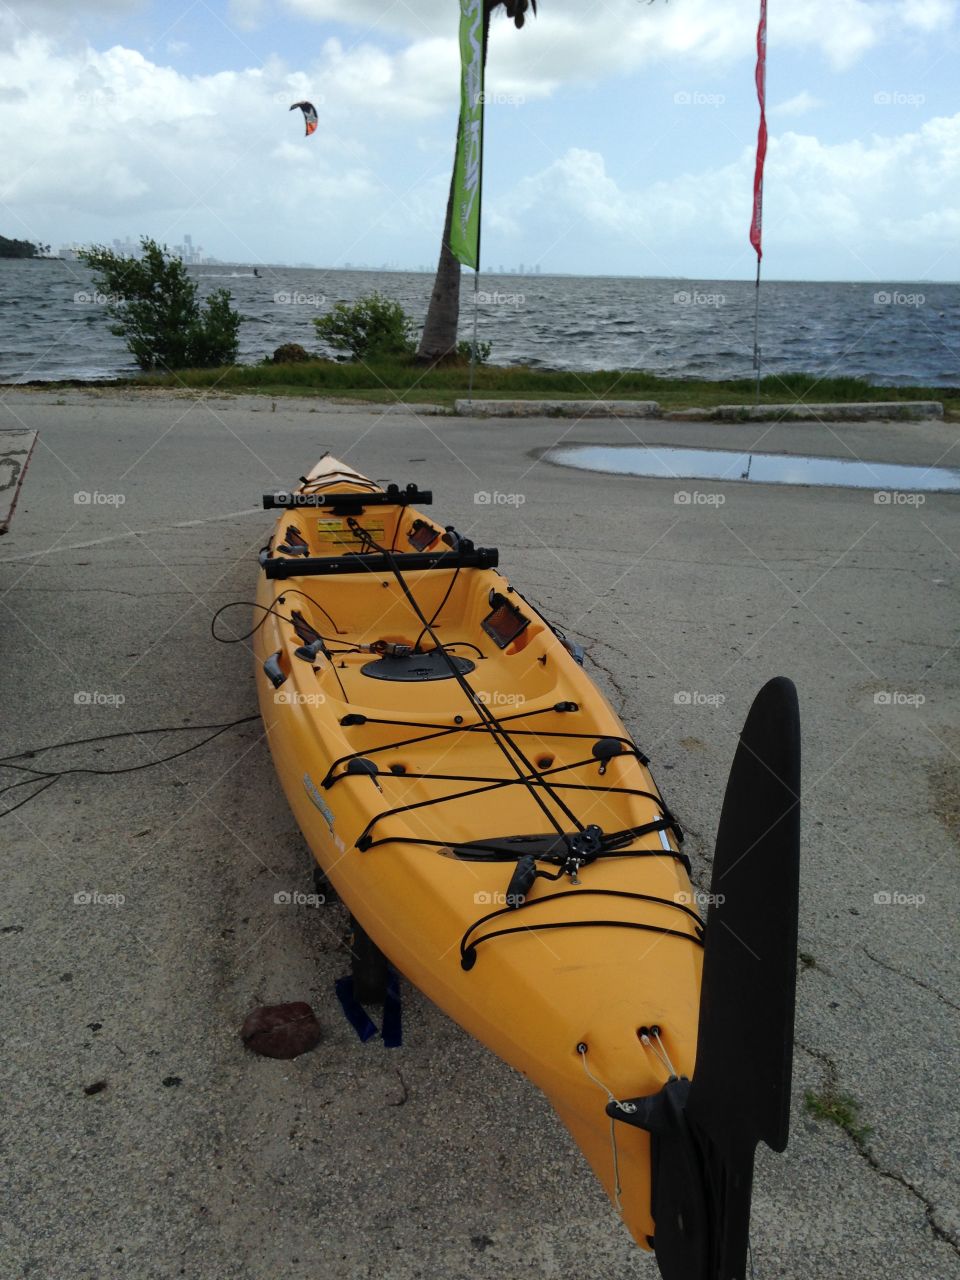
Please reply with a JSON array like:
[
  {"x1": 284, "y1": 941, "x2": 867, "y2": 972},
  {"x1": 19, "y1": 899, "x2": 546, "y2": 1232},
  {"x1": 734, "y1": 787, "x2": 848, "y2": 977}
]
[{"x1": 1, "y1": 258, "x2": 958, "y2": 386}]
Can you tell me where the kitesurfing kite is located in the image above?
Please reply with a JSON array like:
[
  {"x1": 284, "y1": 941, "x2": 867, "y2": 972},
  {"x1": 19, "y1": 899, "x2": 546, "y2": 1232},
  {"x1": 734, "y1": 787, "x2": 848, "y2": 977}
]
[{"x1": 290, "y1": 101, "x2": 318, "y2": 137}]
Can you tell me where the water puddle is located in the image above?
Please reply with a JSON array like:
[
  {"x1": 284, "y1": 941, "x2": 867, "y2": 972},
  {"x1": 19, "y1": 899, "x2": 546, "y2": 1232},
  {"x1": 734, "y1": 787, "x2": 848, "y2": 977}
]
[{"x1": 546, "y1": 444, "x2": 960, "y2": 492}]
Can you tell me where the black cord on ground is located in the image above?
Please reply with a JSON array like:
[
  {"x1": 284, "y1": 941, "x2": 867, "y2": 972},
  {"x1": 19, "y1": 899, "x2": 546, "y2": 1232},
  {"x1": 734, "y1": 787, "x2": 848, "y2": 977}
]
[{"x1": 0, "y1": 714, "x2": 262, "y2": 820}]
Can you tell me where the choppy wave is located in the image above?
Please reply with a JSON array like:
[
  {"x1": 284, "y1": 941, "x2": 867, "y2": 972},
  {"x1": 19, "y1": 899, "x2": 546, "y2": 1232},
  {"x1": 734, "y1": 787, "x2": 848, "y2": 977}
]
[{"x1": 1, "y1": 259, "x2": 957, "y2": 386}]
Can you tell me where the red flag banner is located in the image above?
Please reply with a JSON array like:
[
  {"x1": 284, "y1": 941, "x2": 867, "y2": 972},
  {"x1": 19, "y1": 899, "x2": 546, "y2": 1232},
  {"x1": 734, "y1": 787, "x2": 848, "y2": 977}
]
[{"x1": 750, "y1": 0, "x2": 768, "y2": 260}]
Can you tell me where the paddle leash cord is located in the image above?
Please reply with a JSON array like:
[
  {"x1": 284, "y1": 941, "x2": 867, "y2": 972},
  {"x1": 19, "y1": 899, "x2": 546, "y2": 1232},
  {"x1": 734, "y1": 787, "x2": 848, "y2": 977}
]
[
  {"x1": 0, "y1": 714, "x2": 262, "y2": 820},
  {"x1": 578, "y1": 1043, "x2": 624, "y2": 1210},
  {"x1": 639, "y1": 1027, "x2": 678, "y2": 1079}
]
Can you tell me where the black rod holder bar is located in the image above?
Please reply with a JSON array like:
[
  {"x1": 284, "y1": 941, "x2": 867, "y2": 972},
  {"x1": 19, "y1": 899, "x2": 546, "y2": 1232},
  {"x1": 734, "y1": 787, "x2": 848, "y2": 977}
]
[
  {"x1": 263, "y1": 547, "x2": 498, "y2": 580},
  {"x1": 263, "y1": 483, "x2": 432, "y2": 512}
]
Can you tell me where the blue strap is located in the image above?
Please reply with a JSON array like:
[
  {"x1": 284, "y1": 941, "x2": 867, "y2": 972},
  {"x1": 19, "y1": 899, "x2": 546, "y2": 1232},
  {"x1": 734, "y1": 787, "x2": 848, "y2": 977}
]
[
  {"x1": 334, "y1": 976, "x2": 377, "y2": 1042},
  {"x1": 381, "y1": 970, "x2": 402, "y2": 1048},
  {"x1": 334, "y1": 972, "x2": 403, "y2": 1048}
]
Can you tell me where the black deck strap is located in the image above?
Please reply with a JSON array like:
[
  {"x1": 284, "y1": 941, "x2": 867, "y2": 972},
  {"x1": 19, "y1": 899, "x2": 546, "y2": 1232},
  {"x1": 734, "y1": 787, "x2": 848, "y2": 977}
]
[
  {"x1": 339, "y1": 702, "x2": 577, "y2": 731},
  {"x1": 342, "y1": 765, "x2": 665, "y2": 803},
  {"x1": 330, "y1": 750, "x2": 651, "y2": 793},
  {"x1": 337, "y1": 711, "x2": 645, "y2": 767},
  {"x1": 460, "y1": 888, "x2": 705, "y2": 971},
  {"x1": 357, "y1": 833, "x2": 688, "y2": 869},
  {"x1": 354, "y1": 777, "x2": 531, "y2": 849},
  {"x1": 323, "y1": 725, "x2": 645, "y2": 787},
  {"x1": 323, "y1": 704, "x2": 579, "y2": 785},
  {"x1": 351, "y1": 765, "x2": 676, "y2": 851},
  {"x1": 356, "y1": 819, "x2": 684, "y2": 873}
]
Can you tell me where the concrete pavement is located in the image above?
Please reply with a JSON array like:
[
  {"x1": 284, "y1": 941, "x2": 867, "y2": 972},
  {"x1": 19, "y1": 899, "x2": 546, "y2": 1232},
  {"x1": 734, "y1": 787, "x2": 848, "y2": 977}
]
[{"x1": 1, "y1": 388, "x2": 958, "y2": 1280}]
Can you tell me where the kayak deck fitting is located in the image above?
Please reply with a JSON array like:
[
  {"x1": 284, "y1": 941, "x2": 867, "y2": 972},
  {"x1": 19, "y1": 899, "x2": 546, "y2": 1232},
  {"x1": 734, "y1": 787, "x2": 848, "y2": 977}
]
[{"x1": 251, "y1": 453, "x2": 801, "y2": 1279}]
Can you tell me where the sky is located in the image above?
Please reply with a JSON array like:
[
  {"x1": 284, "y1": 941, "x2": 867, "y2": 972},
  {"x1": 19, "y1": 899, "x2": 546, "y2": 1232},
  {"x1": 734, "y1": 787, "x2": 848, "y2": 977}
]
[{"x1": 1, "y1": 0, "x2": 958, "y2": 281}]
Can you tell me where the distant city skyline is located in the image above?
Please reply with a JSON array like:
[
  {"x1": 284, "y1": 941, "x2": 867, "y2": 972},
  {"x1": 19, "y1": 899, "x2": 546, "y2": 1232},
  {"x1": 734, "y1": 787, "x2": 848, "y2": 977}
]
[{"x1": 58, "y1": 232, "x2": 215, "y2": 265}]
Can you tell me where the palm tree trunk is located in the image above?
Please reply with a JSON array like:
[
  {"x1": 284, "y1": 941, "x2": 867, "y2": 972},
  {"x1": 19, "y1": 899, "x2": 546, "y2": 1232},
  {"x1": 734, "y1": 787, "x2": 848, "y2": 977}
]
[
  {"x1": 416, "y1": 149, "x2": 462, "y2": 362},
  {"x1": 417, "y1": 8, "x2": 493, "y2": 364}
]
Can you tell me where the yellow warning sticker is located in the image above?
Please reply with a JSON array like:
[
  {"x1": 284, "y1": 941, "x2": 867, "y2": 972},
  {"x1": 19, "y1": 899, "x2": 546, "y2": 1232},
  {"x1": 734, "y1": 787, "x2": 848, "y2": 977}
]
[{"x1": 316, "y1": 519, "x2": 386, "y2": 551}]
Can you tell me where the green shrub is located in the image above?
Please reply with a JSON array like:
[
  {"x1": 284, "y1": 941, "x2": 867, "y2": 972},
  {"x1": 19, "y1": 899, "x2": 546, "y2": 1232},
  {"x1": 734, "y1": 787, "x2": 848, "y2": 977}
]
[
  {"x1": 456, "y1": 339, "x2": 493, "y2": 364},
  {"x1": 78, "y1": 237, "x2": 241, "y2": 370},
  {"x1": 314, "y1": 293, "x2": 415, "y2": 362}
]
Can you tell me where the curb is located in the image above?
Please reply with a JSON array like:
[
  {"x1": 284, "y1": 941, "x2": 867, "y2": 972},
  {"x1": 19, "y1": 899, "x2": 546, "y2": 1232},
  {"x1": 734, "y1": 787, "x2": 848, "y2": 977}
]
[
  {"x1": 454, "y1": 398, "x2": 660, "y2": 419},
  {"x1": 661, "y1": 401, "x2": 944, "y2": 423}
]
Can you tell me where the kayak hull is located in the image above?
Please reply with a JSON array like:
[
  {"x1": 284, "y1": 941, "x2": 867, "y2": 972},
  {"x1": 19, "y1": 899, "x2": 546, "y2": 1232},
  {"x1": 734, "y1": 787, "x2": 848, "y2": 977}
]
[{"x1": 253, "y1": 454, "x2": 705, "y2": 1247}]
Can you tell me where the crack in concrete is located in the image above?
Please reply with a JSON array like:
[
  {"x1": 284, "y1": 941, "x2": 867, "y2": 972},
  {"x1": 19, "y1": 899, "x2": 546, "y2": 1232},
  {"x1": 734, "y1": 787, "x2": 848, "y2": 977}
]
[
  {"x1": 580, "y1": 642, "x2": 631, "y2": 718},
  {"x1": 4, "y1": 586, "x2": 193, "y2": 599},
  {"x1": 798, "y1": 1040, "x2": 960, "y2": 1255},
  {"x1": 862, "y1": 945, "x2": 960, "y2": 1014}
]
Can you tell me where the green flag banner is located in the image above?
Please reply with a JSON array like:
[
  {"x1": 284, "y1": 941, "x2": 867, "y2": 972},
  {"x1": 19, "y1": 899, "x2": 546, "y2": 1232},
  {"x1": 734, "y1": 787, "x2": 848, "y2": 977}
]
[{"x1": 449, "y1": 0, "x2": 485, "y2": 270}]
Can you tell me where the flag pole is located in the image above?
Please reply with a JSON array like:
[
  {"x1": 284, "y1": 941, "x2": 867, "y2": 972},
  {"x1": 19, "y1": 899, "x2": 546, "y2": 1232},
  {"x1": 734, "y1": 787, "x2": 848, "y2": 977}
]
[
  {"x1": 469, "y1": 15, "x2": 486, "y2": 408},
  {"x1": 753, "y1": 255, "x2": 762, "y2": 403},
  {"x1": 750, "y1": 0, "x2": 768, "y2": 404},
  {"x1": 469, "y1": 271, "x2": 480, "y2": 404},
  {"x1": 449, "y1": 0, "x2": 485, "y2": 406}
]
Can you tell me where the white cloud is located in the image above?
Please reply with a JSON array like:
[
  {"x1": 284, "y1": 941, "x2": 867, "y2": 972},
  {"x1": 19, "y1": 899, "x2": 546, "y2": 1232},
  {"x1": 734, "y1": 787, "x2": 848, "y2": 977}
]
[
  {"x1": 488, "y1": 114, "x2": 960, "y2": 272},
  {"x1": 2, "y1": 2, "x2": 959, "y2": 276},
  {"x1": 0, "y1": 34, "x2": 397, "y2": 255},
  {"x1": 229, "y1": 0, "x2": 267, "y2": 31},
  {"x1": 898, "y1": 0, "x2": 957, "y2": 30},
  {"x1": 281, "y1": 0, "x2": 957, "y2": 81},
  {"x1": 772, "y1": 91, "x2": 824, "y2": 118}
]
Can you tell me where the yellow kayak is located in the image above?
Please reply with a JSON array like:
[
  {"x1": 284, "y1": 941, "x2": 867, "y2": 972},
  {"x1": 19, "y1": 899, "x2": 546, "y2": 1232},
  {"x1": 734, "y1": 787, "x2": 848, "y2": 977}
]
[{"x1": 252, "y1": 453, "x2": 801, "y2": 1279}]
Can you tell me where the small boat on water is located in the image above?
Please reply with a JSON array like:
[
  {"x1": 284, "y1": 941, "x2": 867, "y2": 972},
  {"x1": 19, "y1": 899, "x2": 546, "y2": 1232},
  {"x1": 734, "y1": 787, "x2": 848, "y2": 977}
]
[{"x1": 252, "y1": 453, "x2": 801, "y2": 1280}]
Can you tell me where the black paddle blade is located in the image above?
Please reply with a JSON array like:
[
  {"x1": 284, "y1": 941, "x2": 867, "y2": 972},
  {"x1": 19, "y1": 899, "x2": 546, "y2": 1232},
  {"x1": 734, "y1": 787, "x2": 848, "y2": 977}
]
[
  {"x1": 687, "y1": 673, "x2": 801, "y2": 1155},
  {"x1": 607, "y1": 676, "x2": 801, "y2": 1280}
]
